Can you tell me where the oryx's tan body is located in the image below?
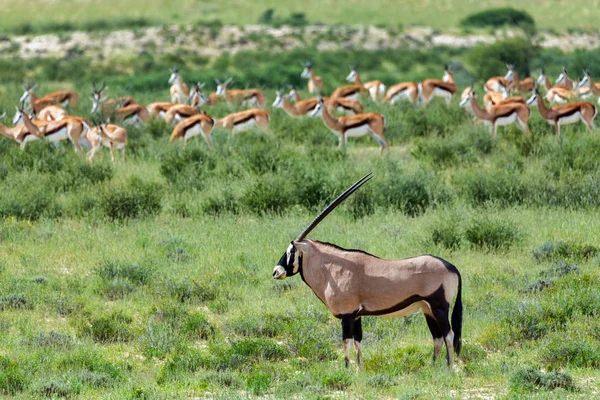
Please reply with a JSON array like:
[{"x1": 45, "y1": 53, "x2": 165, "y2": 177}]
[{"x1": 297, "y1": 240, "x2": 460, "y2": 319}]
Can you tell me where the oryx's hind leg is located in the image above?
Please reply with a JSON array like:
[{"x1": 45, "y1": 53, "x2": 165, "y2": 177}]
[
  {"x1": 432, "y1": 307, "x2": 454, "y2": 366},
  {"x1": 353, "y1": 317, "x2": 363, "y2": 368},
  {"x1": 424, "y1": 314, "x2": 444, "y2": 362},
  {"x1": 341, "y1": 314, "x2": 355, "y2": 368}
]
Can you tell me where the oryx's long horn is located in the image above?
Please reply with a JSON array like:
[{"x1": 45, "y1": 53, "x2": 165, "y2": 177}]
[{"x1": 296, "y1": 172, "x2": 373, "y2": 241}]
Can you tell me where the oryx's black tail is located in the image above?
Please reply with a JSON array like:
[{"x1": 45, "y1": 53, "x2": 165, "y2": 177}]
[{"x1": 451, "y1": 271, "x2": 463, "y2": 356}]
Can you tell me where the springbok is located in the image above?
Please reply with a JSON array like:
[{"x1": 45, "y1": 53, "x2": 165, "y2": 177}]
[
  {"x1": 301, "y1": 59, "x2": 324, "y2": 94},
  {"x1": 214, "y1": 109, "x2": 270, "y2": 135},
  {"x1": 17, "y1": 105, "x2": 89, "y2": 151},
  {"x1": 286, "y1": 86, "x2": 363, "y2": 115},
  {"x1": 170, "y1": 112, "x2": 215, "y2": 147},
  {"x1": 420, "y1": 65, "x2": 457, "y2": 105},
  {"x1": 0, "y1": 111, "x2": 42, "y2": 150},
  {"x1": 147, "y1": 102, "x2": 178, "y2": 119},
  {"x1": 460, "y1": 90, "x2": 531, "y2": 138},
  {"x1": 576, "y1": 69, "x2": 600, "y2": 102},
  {"x1": 165, "y1": 84, "x2": 210, "y2": 125},
  {"x1": 169, "y1": 67, "x2": 190, "y2": 103},
  {"x1": 86, "y1": 121, "x2": 128, "y2": 163},
  {"x1": 273, "y1": 173, "x2": 463, "y2": 368},
  {"x1": 91, "y1": 81, "x2": 138, "y2": 117},
  {"x1": 526, "y1": 89, "x2": 597, "y2": 142},
  {"x1": 311, "y1": 96, "x2": 388, "y2": 153},
  {"x1": 482, "y1": 82, "x2": 527, "y2": 110},
  {"x1": 215, "y1": 78, "x2": 266, "y2": 108},
  {"x1": 383, "y1": 80, "x2": 419, "y2": 105},
  {"x1": 505, "y1": 64, "x2": 535, "y2": 94},
  {"x1": 115, "y1": 104, "x2": 150, "y2": 126},
  {"x1": 554, "y1": 67, "x2": 575, "y2": 90},
  {"x1": 20, "y1": 83, "x2": 79, "y2": 111},
  {"x1": 484, "y1": 71, "x2": 512, "y2": 93},
  {"x1": 536, "y1": 69, "x2": 576, "y2": 104},
  {"x1": 346, "y1": 66, "x2": 386, "y2": 101}
]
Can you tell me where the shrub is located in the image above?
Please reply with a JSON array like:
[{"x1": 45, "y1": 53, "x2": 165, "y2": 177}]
[
  {"x1": 160, "y1": 278, "x2": 218, "y2": 303},
  {"x1": 0, "y1": 185, "x2": 61, "y2": 221},
  {"x1": 460, "y1": 169, "x2": 526, "y2": 207},
  {"x1": 510, "y1": 367, "x2": 576, "y2": 392},
  {"x1": 101, "y1": 177, "x2": 162, "y2": 220},
  {"x1": 84, "y1": 311, "x2": 133, "y2": 343},
  {"x1": 140, "y1": 323, "x2": 179, "y2": 358},
  {"x1": 241, "y1": 176, "x2": 295, "y2": 215},
  {"x1": 34, "y1": 380, "x2": 75, "y2": 398},
  {"x1": 0, "y1": 356, "x2": 26, "y2": 395},
  {"x1": 430, "y1": 218, "x2": 462, "y2": 250},
  {"x1": 380, "y1": 169, "x2": 434, "y2": 216},
  {"x1": 26, "y1": 331, "x2": 74, "y2": 349},
  {"x1": 0, "y1": 294, "x2": 31, "y2": 311},
  {"x1": 541, "y1": 333, "x2": 600, "y2": 369},
  {"x1": 95, "y1": 260, "x2": 152, "y2": 286},
  {"x1": 320, "y1": 369, "x2": 352, "y2": 390},
  {"x1": 202, "y1": 190, "x2": 241, "y2": 215},
  {"x1": 160, "y1": 147, "x2": 217, "y2": 191},
  {"x1": 533, "y1": 241, "x2": 598, "y2": 262},
  {"x1": 246, "y1": 372, "x2": 273, "y2": 395},
  {"x1": 229, "y1": 313, "x2": 292, "y2": 338},
  {"x1": 466, "y1": 38, "x2": 539, "y2": 81},
  {"x1": 460, "y1": 8, "x2": 536, "y2": 35},
  {"x1": 229, "y1": 338, "x2": 287, "y2": 361},
  {"x1": 465, "y1": 216, "x2": 522, "y2": 251}
]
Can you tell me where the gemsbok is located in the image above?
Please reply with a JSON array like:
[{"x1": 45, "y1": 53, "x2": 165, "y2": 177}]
[
  {"x1": 301, "y1": 59, "x2": 324, "y2": 94},
  {"x1": 460, "y1": 90, "x2": 531, "y2": 138},
  {"x1": 214, "y1": 109, "x2": 270, "y2": 135},
  {"x1": 526, "y1": 89, "x2": 597, "y2": 142},
  {"x1": 420, "y1": 65, "x2": 457, "y2": 105},
  {"x1": 311, "y1": 96, "x2": 389, "y2": 153},
  {"x1": 215, "y1": 78, "x2": 266, "y2": 108},
  {"x1": 168, "y1": 66, "x2": 190, "y2": 103},
  {"x1": 346, "y1": 66, "x2": 386, "y2": 101},
  {"x1": 86, "y1": 121, "x2": 128, "y2": 163},
  {"x1": 169, "y1": 111, "x2": 215, "y2": 147},
  {"x1": 20, "y1": 83, "x2": 79, "y2": 111},
  {"x1": 273, "y1": 172, "x2": 463, "y2": 368}
]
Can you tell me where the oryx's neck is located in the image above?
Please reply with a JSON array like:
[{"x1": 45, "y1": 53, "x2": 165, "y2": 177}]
[{"x1": 321, "y1": 104, "x2": 342, "y2": 131}]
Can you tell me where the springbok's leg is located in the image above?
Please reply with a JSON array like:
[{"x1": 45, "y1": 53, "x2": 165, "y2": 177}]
[
  {"x1": 353, "y1": 317, "x2": 363, "y2": 368},
  {"x1": 341, "y1": 315, "x2": 355, "y2": 368}
]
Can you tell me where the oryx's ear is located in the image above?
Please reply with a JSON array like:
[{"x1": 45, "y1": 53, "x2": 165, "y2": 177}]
[{"x1": 292, "y1": 240, "x2": 310, "y2": 253}]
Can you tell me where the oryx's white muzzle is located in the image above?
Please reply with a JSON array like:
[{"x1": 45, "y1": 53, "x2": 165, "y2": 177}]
[{"x1": 273, "y1": 265, "x2": 286, "y2": 280}]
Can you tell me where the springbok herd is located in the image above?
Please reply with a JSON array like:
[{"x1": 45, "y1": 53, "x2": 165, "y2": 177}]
[{"x1": 1, "y1": 61, "x2": 598, "y2": 161}]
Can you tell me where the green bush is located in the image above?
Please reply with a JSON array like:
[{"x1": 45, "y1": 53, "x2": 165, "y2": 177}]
[
  {"x1": 26, "y1": 331, "x2": 74, "y2": 349},
  {"x1": 80, "y1": 310, "x2": 133, "y2": 343},
  {"x1": 246, "y1": 372, "x2": 273, "y2": 395},
  {"x1": 510, "y1": 367, "x2": 576, "y2": 392},
  {"x1": 241, "y1": 176, "x2": 295, "y2": 215},
  {"x1": 460, "y1": 8, "x2": 536, "y2": 35},
  {"x1": 533, "y1": 241, "x2": 599, "y2": 262},
  {"x1": 465, "y1": 216, "x2": 522, "y2": 251},
  {"x1": 466, "y1": 38, "x2": 539, "y2": 80},
  {"x1": 0, "y1": 294, "x2": 31, "y2": 311},
  {"x1": 101, "y1": 177, "x2": 162, "y2": 220},
  {"x1": 460, "y1": 169, "x2": 526, "y2": 207},
  {"x1": 380, "y1": 168, "x2": 435, "y2": 216},
  {"x1": 0, "y1": 356, "x2": 26, "y2": 395},
  {"x1": 0, "y1": 184, "x2": 61, "y2": 221},
  {"x1": 431, "y1": 219, "x2": 462, "y2": 250},
  {"x1": 160, "y1": 147, "x2": 217, "y2": 191}
]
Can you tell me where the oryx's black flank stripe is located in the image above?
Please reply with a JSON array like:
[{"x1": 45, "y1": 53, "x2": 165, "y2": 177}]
[{"x1": 355, "y1": 284, "x2": 447, "y2": 317}]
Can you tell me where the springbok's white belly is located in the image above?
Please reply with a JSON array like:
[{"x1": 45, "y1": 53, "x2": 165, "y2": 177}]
[
  {"x1": 157, "y1": 111, "x2": 167, "y2": 119},
  {"x1": 381, "y1": 301, "x2": 426, "y2": 318},
  {"x1": 173, "y1": 114, "x2": 186, "y2": 124},
  {"x1": 336, "y1": 107, "x2": 355, "y2": 115},
  {"x1": 390, "y1": 89, "x2": 411, "y2": 104},
  {"x1": 241, "y1": 96, "x2": 257, "y2": 107},
  {"x1": 46, "y1": 128, "x2": 69, "y2": 142},
  {"x1": 580, "y1": 92, "x2": 593, "y2": 100},
  {"x1": 23, "y1": 134, "x2": 40, "y2": 144},
  {"x1": 432, "y1": 87, "x2": 452, "y2": 98},
  {"x1": 184, "y1": 123, "x2": 204, "y2": 140},
  {"x1": 495, "y1": 113, "x2": 518, "y2": 126},
  {"x1": 345, "y1": 124, "x2": 370, "y2": 137},
  {"x1": 232, "y1": 118, "x2": 256, "y2": 133},
  {"x1": 343, "y1": 93, "x2": 360, "y2": 101},
  {"x1": 559, "y1": 112, "x2": 581, "y2": 125}
]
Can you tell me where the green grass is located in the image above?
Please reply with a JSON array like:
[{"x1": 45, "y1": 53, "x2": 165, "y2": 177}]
[
  {"x1": 2, "y1": 0, "x2": 600, "y2": 34},
  {"x1": 1, "y1": 44, "x2": 600, "y2": 397}
]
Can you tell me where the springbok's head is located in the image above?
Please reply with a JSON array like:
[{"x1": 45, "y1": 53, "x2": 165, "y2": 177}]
[
  {"x1": 310, "y1": 96, "x2": 326, "y2": 117},
  {"x1": 578, "y1": 69, "x2": 592, "y2": 88},
  {"x1": 346, "y1": 65, "x2": 358, "y2": 82},
  {"x1": 90, "y1": 80, "x2": 107, "y2": 114},
  {"x1": 287, "y1": 85, "x2": 298, "y2": 99},
  {"x1": 273, "y1": 172, "x2": 373, "y2": 280},
  {"x1": 12, "y1": 100, "x2": 28, "y2": 125},
  {"x1": 168, "y1": 67, "x2": 180, "y2": 84},
  {"x1": 555, "y1": 67, "x2": 569, "y2": 84},
  {"x1": 442, "y1": 65, "x2": 453, "y2": 82},
  {"x1": 272, "y1": 88, "x2": 286, "y2": 108},
  {"x1": 504, "y1": 64, "x2": 516, "y2": 81},
  {"x1": 19, "y1": 83, "x2": 37, "y2": 105},
  {"x1": 536, "y1": 69, "x2": 546, "y2": 86},
  {"x1": 301, "y1": 59, "x2": 314, "y2": 79},
  {"x1": 215, "y1": 78, "x2": 232, "y2": 97},
  {"x1": 526, "y1": 88, "x2": 540, "y2": 107},
  {"x1": 459, "y1": 89, "x2": 474, "y2": 108},
  {"x1": 189, "y1": 82, "x2": 209, "y2": 106}
]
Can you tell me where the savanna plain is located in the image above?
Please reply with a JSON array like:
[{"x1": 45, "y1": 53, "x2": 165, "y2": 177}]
[{"x1": 1, "y1": 2, "x2": 600, "y2": 399}]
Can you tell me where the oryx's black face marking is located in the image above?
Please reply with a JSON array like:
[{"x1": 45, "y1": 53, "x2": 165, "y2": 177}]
[{"x1": 273, "y1": 242, "x2": 301, "y2": 280}]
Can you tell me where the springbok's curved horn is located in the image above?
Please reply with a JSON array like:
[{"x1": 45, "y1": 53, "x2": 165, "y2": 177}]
[
  {"x1": 225, "y1": 77, "x2": 233, "y2": 85},
  {"x1": 296, "y1": 172, "x2": 373, "y2": 241}
]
